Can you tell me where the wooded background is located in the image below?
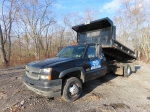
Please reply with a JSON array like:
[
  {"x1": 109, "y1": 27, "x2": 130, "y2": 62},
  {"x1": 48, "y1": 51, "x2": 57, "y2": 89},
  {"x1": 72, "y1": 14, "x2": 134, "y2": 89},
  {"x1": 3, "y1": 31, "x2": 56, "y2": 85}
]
[{"x1": 0, "y1": 0, "x2": 150, "y2": 67}]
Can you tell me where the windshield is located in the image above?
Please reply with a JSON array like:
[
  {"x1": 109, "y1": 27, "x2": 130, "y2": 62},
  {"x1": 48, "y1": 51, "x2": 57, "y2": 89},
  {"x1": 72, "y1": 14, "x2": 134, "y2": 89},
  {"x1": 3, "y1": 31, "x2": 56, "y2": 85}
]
[{"x1": 57, "y1": 46, "x2": 86, "y2": 58}]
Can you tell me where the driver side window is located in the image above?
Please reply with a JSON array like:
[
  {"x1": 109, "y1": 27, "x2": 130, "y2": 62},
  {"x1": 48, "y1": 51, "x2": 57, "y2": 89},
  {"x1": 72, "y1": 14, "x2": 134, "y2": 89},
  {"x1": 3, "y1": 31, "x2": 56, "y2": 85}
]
[{"x1": 87, "y1": 46, "x2": 96, "y2": 58}]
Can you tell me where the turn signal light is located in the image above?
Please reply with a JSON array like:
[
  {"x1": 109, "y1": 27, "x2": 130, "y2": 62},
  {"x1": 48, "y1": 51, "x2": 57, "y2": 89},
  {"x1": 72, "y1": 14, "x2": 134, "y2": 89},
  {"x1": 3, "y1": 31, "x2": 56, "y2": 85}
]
[{"x1": 47, "y1": 75, "x2": 52, "y2": 80}]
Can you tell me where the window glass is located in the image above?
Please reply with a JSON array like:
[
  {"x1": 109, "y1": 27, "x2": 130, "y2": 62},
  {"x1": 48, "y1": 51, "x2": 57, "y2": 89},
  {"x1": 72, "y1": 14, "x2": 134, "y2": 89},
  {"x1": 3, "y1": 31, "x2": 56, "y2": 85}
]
[
  {"x1": 57, "y1": 46, "x2": 86, "y2": 58},
  {"x1": 87, "y1": 46, "x2": 96, "y2": 58}
]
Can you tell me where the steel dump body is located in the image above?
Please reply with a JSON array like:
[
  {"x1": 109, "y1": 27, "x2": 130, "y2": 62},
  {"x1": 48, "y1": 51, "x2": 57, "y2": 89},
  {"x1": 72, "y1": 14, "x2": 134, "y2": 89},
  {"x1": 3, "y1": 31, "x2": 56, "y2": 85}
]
[{"x1": 72, "y1": 17, "x2": 136, "y2": 62}]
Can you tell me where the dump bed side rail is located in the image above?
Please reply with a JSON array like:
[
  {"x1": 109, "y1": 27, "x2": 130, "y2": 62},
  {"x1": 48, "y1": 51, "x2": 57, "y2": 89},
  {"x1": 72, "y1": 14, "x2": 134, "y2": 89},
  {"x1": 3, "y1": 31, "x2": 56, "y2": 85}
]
[{"x1": 112, "y1": 39, "x2": 136, "y2": 58}]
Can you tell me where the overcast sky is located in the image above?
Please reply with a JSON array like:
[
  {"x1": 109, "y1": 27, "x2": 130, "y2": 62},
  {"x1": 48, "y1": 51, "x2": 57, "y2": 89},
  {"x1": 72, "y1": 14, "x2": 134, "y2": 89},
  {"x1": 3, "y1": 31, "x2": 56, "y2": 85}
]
[{"x1": 53, "y1": 0, "x2": 121, "y2": 19}]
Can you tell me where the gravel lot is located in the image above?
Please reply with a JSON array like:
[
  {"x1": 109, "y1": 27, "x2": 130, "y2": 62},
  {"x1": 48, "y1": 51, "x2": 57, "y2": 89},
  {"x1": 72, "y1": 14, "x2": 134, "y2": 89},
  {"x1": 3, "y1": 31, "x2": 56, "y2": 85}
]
[{"x1": 0, "y1": 61, "x2": 150, "y2": 112}]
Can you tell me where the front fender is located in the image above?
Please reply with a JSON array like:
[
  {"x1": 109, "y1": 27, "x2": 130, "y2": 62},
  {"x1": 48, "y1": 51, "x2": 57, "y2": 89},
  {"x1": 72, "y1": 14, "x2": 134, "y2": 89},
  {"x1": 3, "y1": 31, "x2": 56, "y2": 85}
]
[{"x1": 59, "y1": 67, "x2": 85, "y2": 83}]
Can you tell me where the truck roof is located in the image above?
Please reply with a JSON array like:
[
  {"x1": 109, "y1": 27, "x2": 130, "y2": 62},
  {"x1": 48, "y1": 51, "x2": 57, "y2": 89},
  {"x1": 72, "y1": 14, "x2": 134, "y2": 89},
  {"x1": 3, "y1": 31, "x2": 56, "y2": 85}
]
[{"x1": 72, "y1": 17, "x2": 113, "y2": 32}]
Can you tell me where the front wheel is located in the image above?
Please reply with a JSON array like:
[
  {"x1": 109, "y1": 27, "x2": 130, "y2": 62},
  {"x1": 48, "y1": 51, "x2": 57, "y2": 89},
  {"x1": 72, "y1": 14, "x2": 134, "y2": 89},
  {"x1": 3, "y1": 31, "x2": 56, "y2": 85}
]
[{"x1": 62, "y1": 77, "x2": 82, "y2": 102}]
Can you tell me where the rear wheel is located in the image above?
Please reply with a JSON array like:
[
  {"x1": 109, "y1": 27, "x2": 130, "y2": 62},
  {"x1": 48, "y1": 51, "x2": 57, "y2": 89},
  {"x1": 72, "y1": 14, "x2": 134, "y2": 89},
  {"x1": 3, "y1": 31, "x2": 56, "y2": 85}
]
[
  {"x1": 124, "y1": 64, "x2": 131, "y2": 77},
  {"x1": 62, "y1": 77, "x2": 82, "y2": 102}
]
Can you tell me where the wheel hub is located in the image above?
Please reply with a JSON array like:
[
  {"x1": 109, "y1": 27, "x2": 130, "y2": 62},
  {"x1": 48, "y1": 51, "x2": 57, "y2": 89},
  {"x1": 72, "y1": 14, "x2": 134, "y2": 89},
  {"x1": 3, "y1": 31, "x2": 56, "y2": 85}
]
[{"x1": 69, "y1": 84, "x2": 79, "y2": 96}]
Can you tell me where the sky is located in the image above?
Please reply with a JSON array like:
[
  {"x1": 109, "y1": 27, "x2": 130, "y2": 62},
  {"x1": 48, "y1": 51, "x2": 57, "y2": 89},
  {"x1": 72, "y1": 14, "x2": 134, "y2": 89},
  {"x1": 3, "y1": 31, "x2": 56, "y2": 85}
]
[
  {"x1": 0, "y1": 0, "x2": 121, "y2": 21},
  {"x1": 0, "y1": 0, "x2": 123, "y2": 27},
  {"x1": 53, "y1": 0, "x2": 121, "y2": 19}
]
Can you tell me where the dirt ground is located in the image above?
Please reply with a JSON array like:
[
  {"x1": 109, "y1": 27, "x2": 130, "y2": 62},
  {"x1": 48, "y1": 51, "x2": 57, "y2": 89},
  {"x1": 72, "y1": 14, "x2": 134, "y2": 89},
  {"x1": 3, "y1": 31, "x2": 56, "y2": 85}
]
[{"x1": 0, "y1": 61, "x2": 150, "y2": 112}]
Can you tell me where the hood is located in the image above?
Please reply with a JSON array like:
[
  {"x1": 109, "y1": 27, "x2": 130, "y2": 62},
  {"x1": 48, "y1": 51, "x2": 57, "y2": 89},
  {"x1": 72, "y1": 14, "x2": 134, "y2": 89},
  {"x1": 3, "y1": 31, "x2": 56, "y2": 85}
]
[{"x1": 27, "y1": 57, "x2": 75, "y2": 68}]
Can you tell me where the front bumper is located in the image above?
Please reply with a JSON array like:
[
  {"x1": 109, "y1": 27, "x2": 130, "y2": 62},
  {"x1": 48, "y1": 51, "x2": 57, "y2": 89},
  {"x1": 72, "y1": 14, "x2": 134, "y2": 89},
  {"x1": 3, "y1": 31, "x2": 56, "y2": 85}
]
[{"x1": 22, "y1": 75, "x2": 62, "y2": 97}]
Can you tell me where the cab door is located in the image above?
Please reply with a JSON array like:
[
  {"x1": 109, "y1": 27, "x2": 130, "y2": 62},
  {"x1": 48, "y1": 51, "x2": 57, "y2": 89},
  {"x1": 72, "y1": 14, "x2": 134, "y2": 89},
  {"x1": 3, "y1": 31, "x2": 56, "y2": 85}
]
[{"x1": 83, "y1": 45, "x2": 106, "y2": 82}]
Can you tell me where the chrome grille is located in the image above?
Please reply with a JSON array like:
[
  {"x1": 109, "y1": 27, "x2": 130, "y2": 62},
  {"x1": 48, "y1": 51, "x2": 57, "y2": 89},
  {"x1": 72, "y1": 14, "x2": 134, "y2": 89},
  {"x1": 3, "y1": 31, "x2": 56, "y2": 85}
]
[
  {"x1": 26, "y1": 66, "x2": 41, "y2": 80},
  {"x1": 26, "y1": 65, "x2": 40, "y2": 73}
]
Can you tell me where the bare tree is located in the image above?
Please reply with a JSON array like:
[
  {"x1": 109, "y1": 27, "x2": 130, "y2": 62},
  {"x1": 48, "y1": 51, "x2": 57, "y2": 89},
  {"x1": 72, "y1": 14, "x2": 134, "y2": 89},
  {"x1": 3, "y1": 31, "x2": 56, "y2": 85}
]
[
  {"x1": 41, "y1": 25, "x2": 55, "y2": 58},
  {"x1": 114, "y1": 0, "x2": 150, "y2": 61},
  {"x1": 63, "y1": 9, "x2": 97, "y2": 44},
  {"x1": 0, "y1": 0, "x2": 24, "y2": 66},
  {"x1": 19, "y1": 0, "x2": 55, "y2": 60},
  {"x1": 0, "y1": 25, "x2": 8, "y2": 66}
]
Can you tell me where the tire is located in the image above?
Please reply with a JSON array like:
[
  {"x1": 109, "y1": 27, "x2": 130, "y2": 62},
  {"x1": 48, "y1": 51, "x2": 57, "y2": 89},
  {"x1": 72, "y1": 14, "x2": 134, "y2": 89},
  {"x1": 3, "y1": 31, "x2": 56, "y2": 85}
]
[
  {"x1": 124, "y1": 64, "x2": 131, "y2": 77},
  {"x1": 62, "y1": 77, "x2": 82, "y2": 102}
]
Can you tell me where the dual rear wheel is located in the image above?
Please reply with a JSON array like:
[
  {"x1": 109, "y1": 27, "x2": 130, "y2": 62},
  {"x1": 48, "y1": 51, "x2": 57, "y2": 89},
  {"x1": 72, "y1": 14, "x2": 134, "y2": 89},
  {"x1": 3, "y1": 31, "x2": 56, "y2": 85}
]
[{"x1": 124, "y1": 64, "x2": 131, "y2": 77}]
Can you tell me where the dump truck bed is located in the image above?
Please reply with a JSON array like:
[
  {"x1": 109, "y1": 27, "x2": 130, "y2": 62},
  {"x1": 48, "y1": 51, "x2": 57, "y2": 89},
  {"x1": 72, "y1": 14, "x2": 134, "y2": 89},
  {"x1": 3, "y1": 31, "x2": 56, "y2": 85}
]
[
  {"x1": 102, "y1": 39, "x2": 136, "y2": 62},
  {"x1": 72, "y1": 17, "x2": 137, "y2": 62}
]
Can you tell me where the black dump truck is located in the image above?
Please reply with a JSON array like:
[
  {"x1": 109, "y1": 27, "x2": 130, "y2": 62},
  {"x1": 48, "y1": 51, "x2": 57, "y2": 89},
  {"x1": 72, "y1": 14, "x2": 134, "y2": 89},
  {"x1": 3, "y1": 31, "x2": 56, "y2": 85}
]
[{"x1": 22, "y1": 17, "x2": 137, "y2": 102}]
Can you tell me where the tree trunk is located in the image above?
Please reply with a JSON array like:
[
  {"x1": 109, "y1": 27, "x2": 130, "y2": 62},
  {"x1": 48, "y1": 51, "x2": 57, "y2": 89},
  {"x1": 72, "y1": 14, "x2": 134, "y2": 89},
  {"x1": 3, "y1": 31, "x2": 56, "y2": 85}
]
[{"x1": 0, "y1": 25, "x2": 8, "y2": 67}]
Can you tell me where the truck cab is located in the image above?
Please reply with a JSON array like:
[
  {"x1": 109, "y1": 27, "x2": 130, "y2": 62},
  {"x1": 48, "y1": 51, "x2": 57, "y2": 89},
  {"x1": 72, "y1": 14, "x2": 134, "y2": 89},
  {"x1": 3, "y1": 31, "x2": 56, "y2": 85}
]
[{"x1": 57, "y1": 44, "x2": 107, "y2": 81}]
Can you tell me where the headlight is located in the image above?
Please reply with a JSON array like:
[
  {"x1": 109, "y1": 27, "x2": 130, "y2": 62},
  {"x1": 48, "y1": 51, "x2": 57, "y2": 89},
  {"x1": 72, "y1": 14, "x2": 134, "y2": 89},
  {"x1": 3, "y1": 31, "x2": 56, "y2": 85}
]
[
  {"x1": 40, "y1": 68, "x2": 52, "y2": 75},
  {"x1": 40, "y1": 75, "x2": 51, "y2": 80},
  {"x1": 40, "y1": 68, "x2": 52, "y2": 80}
]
